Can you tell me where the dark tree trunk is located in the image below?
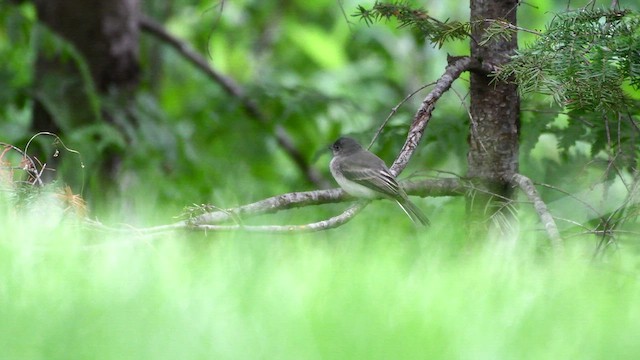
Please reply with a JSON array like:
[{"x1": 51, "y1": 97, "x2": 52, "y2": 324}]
[
  {"x1": 34, "y1": 0, "x2": 140, "y2": 92},
  {"x1": 467, "y1": 0, "x2": 520, "y2": 236},
  {"x1": 32, "y1": 0, "x2": 140, "y2": 180}
]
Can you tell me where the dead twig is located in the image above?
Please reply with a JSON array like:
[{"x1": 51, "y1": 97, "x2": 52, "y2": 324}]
[{"x1": 368, "y1": 82, "x2": 435, "y2": 150}]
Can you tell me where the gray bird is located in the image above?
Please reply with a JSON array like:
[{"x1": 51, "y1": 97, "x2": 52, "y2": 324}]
[{"x1": 329, "y1": 137, "x2": 430, "y2": 226}]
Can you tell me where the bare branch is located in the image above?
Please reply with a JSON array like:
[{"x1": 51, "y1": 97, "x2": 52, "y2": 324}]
[
  {"x1": 139, "y1": 16, "x2": 329, "y2": 188},
  {"x1": 390, "y1": 56, "x2": 493, "y2": 176},
  {"x1": 87, "y1": 200, "x2": 362, "y2": 235},
  {"x1": 192, "y1": 188, "x2": 346, "y2": 224},
  {"x1": 191, "y1": 178, "x2": 467, "y2": 225},
  {"x1": 87, "y1": 203, "x2": 366, "y2": 234},
  {"x1": 511, "y1": 173, "x2": 563, "y2": 250},
  {"x1": 192, "y1": 202, "x2": 366, "y2": 233},
  {"x1": 86, "y1": 178, "x2": 468, "y2": 234}
]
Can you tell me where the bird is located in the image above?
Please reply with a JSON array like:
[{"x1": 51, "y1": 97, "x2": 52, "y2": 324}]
[{"x1": 329, "y1": 136, "x2": 430, "y2": 226}]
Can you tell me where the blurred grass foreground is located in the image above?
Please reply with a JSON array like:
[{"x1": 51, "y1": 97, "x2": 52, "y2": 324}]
[{"x1": 1, "y1": 197, "x2": 640, "y2": 360}]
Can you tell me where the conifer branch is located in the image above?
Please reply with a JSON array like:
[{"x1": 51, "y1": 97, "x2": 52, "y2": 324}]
[
  {"x1": 354, "y1": 2, "x2": 471, "y2": 47},
  {"x1": 495, "y1": 8, "x2": 639, "y2": 112}
]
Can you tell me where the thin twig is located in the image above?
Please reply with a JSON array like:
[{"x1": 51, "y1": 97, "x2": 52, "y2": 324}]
[
  {"x1": 482, "y1": 19, "x2": 543, "y2": 36},
  {"x1": 0, "y1": 142, "x2": 43, "y2": 186},
  {"x1": 553, "y1": 216, "x2": 592, "y2": 230},
  {"x1": 535, "y1": 181, "x2": 603, "y2": 218},
  {"x1": 390, "y1": 56, "x2": 493, "y2": 176},
  {"x1": 139, "y1": 16, "x2": 329, "y2": 188},
  {"x1": 450, "y1": 86, "x2": 485, "y2": 152},
  {"x1": 368, "y1": 82, "x2": 435, "y2": 150},
  {"x1": 192, "y1": 202, "x2": 366, "y2": 233}
]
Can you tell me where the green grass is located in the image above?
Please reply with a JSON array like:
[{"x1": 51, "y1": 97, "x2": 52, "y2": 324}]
[{"x1": 1, "y1": 201, "x2": 640, "y2": 360}]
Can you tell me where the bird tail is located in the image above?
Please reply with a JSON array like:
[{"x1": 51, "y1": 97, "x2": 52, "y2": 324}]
[{"x1": 396, "y1": 198, "x2": 430, "y2": 226}]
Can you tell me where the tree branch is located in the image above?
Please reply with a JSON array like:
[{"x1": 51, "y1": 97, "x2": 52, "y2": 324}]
[
  {"x1": 86, "y1": 202, "x2": 366, "y2": 234},
  {"x1": 139, "y1": 15, "x2": 329, "y2": 189},
  {"x1": 190, "y1": 178, "x2": 467, "y2": 226},
  {"x1": 390, "y1": 56, "x2": 494, "y2": 176},
  {"x1": 511, "y1": 173, "x2": 563, "y2": 250},
  {"x1": 87, "y1": 179, "x2": 468, "y2": 234},
  {"x1": 192, "y1": 202, "x2": 367, "y2": 233},
  {"x1": 191, "y1": 188, "x2": 346, "y2": 224}
]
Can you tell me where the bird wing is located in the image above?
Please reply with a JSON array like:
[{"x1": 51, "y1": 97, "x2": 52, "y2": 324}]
[{"x1": 338, "y1": 152, "x2": 401, "y2": 198}]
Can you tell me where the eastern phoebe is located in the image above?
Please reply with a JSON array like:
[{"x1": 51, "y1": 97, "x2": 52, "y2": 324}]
[{"x1": 329, "y1": 137, "x2": 430, "y2": 226}]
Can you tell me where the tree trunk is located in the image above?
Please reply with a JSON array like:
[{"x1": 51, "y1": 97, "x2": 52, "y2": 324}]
[
  {"x1": 467, "y1": 0, "x2": 520, "y2": 237},
  {"x1": 34, "y1": 0, "x2": 140, "y2": 92},
  {"x1": 32, "y1": 0, "x2": 140, "y2": 179}
]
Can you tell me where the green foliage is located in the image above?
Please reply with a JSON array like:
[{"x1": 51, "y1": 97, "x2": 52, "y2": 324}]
[
  {"x1": 0, "y1": 3, "x2": 34, "y2": 138},
  {"x1": 498, "y1": 8, "x2": 640, "y2": 113},
  {"x1": 519, "y1": 100, "x2": 564, "y2": 158}
]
